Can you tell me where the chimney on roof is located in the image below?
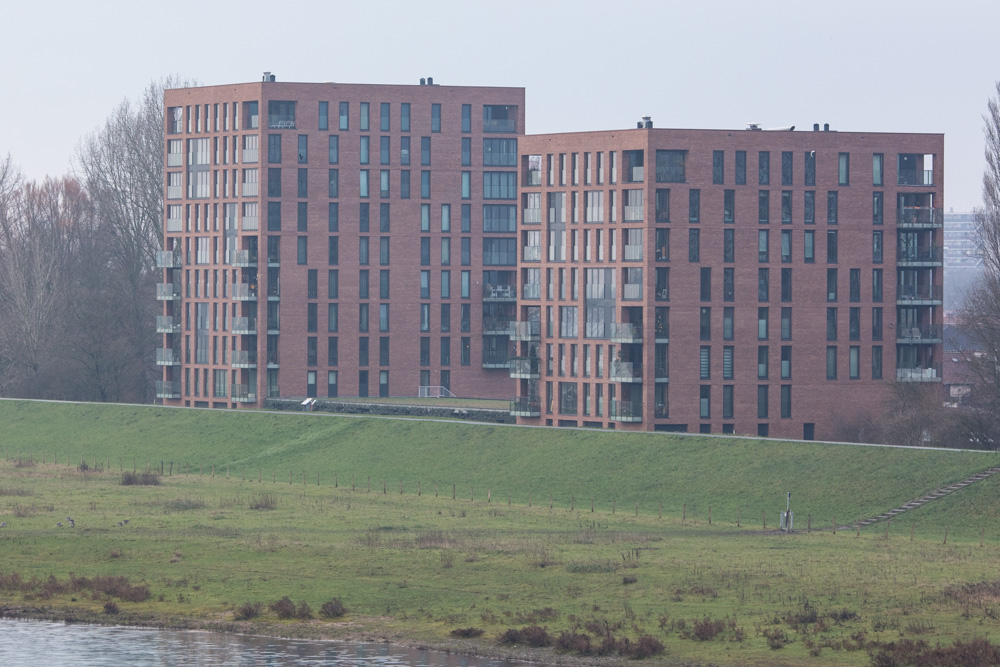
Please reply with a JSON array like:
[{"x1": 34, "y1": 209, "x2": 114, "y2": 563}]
[
  {"x1": 824, "y1": 123, "x2": 830, "y2": 131},
  {"x1": 427, "y1": 76, "x2": 434, "y2": 85},
  {"x1": 420, "y1": 78, "x2": 426, "y2": 85},
  {"x1": 813, "y1": 123, "x2": 820, "y2": 131},
  {"x1": 263, "y1": 71, "x2": 271, "y2": 82},
  {"x1": 643, "y1": 116, "x2": 653, "y2": 129}
]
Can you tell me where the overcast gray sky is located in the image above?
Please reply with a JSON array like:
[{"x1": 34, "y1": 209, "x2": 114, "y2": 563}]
[{"x1": 2, "y1": 0, "x2": 996, "y2": 210}]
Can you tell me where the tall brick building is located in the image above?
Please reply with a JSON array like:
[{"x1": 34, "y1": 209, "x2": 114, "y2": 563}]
[
  {"x1": 156, "y1": 76, "x2": 943, "y2": 441},
  {"x1": 157, "y1": 76, "x2": 523, "y2": 405},
  {"x1": 511, "y1": 124, "x2": 943, "y2": 439}
]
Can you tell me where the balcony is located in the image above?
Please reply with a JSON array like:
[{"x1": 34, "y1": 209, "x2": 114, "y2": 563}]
[
  {"x1": 610, "y1": 360, "x2": 643, "y2": 383},
  {"x1": 482, "y1": 350, "x2": 510, "y2": 369},
  {"x1": 167, "y1": 185, "x2": 182, "y2": 200},
  {"x1": 242, "y1": 216, "x2": 259, "y2": 231},
  {"x1": 509, "y1": 320, "x2": 541, "y2": 341},
  {"x1": 897, "y1": 363, "x2": 942, "y2": 382},
  {"x1": 232, "y1": 317, "x2": 257, "y2": 335},
  {"x1": 155, "y1": 348, "x2": 180, "y2": 366},
  {"x1": 482, "y1": 317, "x2": 512, "y2": 335},
  {"x1": 242, "y1": 148, "x2": 259, "y2": 164},
  {"x1": 231, "y1": 283, "x2": 258, "y2": 301},
  {"x1": 242, "y1": 182, "x2": 259, "y2": 197},
  {"x1": 509, "y1": 356, "x2": 540, "y2": 379},
  {"x1": 155, "y1": 380, "x2": 181, "y2": 399},
  {"x1": 897, "y1": 324, "x2": 943, "y2": 343},
  {"x1": 623, "y1": 245, "x2": 643, "y2": 261},
  {"x1": 522, "y1": 208, "x2": 542, "y2": 224},
  {"x1": 156, "y1": 250, "x2": 181, "y2": 269},
  {"x1": 896, "y1": 284, "x2": 943, "y2": 304},
  {"x1": 484, "y1": 118, "x2": 516, "y2": 133},
  {"x1": 623, "y1": 284, "x2": 642, "y2": 300},
  {"x1": 231, "y1": 350, "x2": 257, "y2": 368},
  {"x1": 522, "y1": 283, "x2": 541, "y2": 300},
  {"x1": 654, "y1": 359, "x2": 669, "y2": 382},
  {"x1": 897, "y1": 246, "x2": 943, "y2": 265},
  {"x1": 623, "y1": 205, "x2": 644, "y2": 222},
  {"x1": 525, "y1": 170, "x2": 542, "y2": 186},
  {"x1": 166, "y1": 217, "x2": 183, "y2": 233},
  {"x1": 509, "y1": 396, "x2": 541, "y2": 417},
  {"x1": 897, "y1": 169, "x2": 934, "y2": 186},
  {"x1": 167, "y1": 153, "x2": 183, "y2": 168},
  {"x1": 156, "y1": 315, "x2": 180, "y2": 333},
  {"x1": 269, "y1": 119, "x2": 296, "y2": 130},
  {"x1": 483, "y1": 284, "x2": 516, "y2": 301},
  {"x1": 231, "y1": 383, "x2": 258, "y2": 403},
  {"x1": 231, "y1": 249, "x2": 258, "y2": 268},
  {"x1": 610, "y1": 398, "x2": 643, "y2": 422},
  {"x1": 156, "y1": 282, "x2": 181, "y2": 300},
  {"x1": 609, "y1": 322, "x2": 643, "y2": 343},
  {"x1": 522, "y1": 245, "x2": 541, "y2": 262},
  {"x1": 897, "y1": 207, "x2": 943, "y2": 227}
]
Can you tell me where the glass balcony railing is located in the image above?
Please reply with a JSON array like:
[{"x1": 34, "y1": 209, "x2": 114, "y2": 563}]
[
  {"x1": 231, "y1": 350, "x2": 257, "y2": 368},
  {"x1": 231, "y1": 317, "x2": 257, "y2": 335},
  {"x1": 896, "y1": 363, "x2": 941, "y2": 382},
  {"x1": 481, "y1": 350, "x2": 510, "y2": 368},
  {"x1": 482, "y1": 317, "x2": 512, "y2": 334},
  {"x1": 522, "y1": 246, "x2": 541, "y2": 262},
  {"x1": 623, "y1": 245, "x2": 643, "y2": 261},
  {"x1": 156, "y1": 283, "x2": 180, "y2": 300},
  {"x1": 231, "y1": 384, "x2": 258, "y2": 402},
  {"x1": 155, "y1": 380, "x2": 181, "y2": 399},
  {"x1": 896, "y1": 324, "x2": 943, "y2": 342},
  {"x1": 509, "y1": 396, "x2": 540, "y2": 417},
  {"x1": 509, "y1": 357, "x2": 540, "y2": 378},
  {"x1": 155, "y1": 250, "x2": 181, "y2": 268},
  {"x1": 231, "y1": 283, "x2": 258, "y2": 300},
  {"x1": 483, "y1": 283, "x2": 516, "y2": 300},
  {"x1": 623, "y1": 284, "x2": 643, "y2": 300},
  {"x1": 609, "y1": 322, "x2": 643, "y2": 343},
  {"x1": 897, "y1": 207, "x2": 943, "y2": 226},
  {"x1": 522, "y1": 208, "x2": 542, "y2": 224},
  {"x1": 522, "y1": 283, "x2": 541, "y2": 299},
  {"x1": 509, "y1": 320, "x2": 541, "y2": 341},
  {"x1": 610, "y1": 398, "x2": 643, "y2": 422},
  {"x1": 623, "y1": 205, "x2": 644, "y2": 221},
  {"x1": 897, "y1": 246, "x2": 943, "y2": 263},
  {"x1": 231, "y1": 249, "x2": 258, "y2": 267},
  {"x1": 897, "y1": 169, "x2": 934, "y2": 186},
  {"x1": 156, "y1": 315, "x2": 180, "y2": 333},
  {"x1": 525, "y1": 171, "x2": 542, "y2": 186},
  {"x1": 155, "y1": 348, "x2": 180, "y2": 366},
  {"x1": 896, "y1": 284, "x2": 943, "y2": 302},
  {"x1": 610, "y1": 360, "x2": 643, "y2": 382}
]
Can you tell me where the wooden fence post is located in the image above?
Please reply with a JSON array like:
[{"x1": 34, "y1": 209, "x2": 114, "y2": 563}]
[
  {"x1": 832, "y1": 516, "x2": 836, "y2": 535},
  {"x1": 763, "y1": 510, "x2": 766, "y2": 531},
  {"x1": 943, "y1": 526, "x2": 949, "y2": 544},
  {"x1": 708, "y1": 506, "x2": 711, "y2": 525},
  {"x1": 682, "y1": 503, "x2": 686, "y2": 524},
  {"x1": 737, "y1": 508, "x2": 741, "y2": 528}
]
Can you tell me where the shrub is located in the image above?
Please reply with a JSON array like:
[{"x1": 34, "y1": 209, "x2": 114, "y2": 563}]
[
  {"x1": 498, "y1": 626, "x2": 551, "y2": 647},
  {"x1": 450, "y1": 627, "x2": 484, "y2": 639},
  {"x1": 234, "y1": 601, "x2": 262, "y2": 620},
  {"x1": 0, "y1": 487, "x2": 32, "y2": 497},
  {"x1": 249, "y1": 494, "x2": 277, "y2": 510},
  {"x1": 622, "y1": 575, "x2": 637, "y2": 585},
  {"x1": 690, "y1": 617, "x2": 725, "y2": 641},
  {"x1": 295, "y1": 601, "x2": 313, "y2": 619},
  {"x1": 763, "y1": 628, "x2": 788, "y2": 650},
  {"x1": 270, "y1": 596, "x2": 296, "y2": 619},
  {"x1": 320, "y1": 598, "x2": 347, "y2": 618},
  {"x1": 120, "y1": 471, "x2": 161, "y2": 486},
  {"x1": 626, "y1": 635, "x2": 665, "y2": 659},
  {"x1": 555, "y1": 631, "x2": 592, "y2": 655},
  {"x1": 103, "y1": 601, "x2": 119, "y2": 615}
]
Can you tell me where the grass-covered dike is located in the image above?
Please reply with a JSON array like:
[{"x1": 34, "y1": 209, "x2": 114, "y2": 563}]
[{"x1": 1, "y1": 399, "x2": 1000, "y2": 665}]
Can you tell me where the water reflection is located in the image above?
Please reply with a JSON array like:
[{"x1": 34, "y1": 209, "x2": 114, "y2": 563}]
[{"x1": 0, "y1": 619, "x2": 535, "y2": 666}]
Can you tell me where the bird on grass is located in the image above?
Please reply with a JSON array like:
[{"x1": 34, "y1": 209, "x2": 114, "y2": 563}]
[
  {"x1": 56, "y1": 523, "x2": 63, "y2": 527},
  {"x1": 0, "y1": 522, "x2": 7, "y2": 528}
]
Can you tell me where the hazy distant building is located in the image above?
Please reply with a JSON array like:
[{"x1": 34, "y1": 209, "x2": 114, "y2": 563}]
[{"x1": 943, "y1": 212, "x2": 981, "y2": 269}]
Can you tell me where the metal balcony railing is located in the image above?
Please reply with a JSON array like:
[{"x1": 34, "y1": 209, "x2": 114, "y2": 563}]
[
  {"x1": 897, "y1": 246, "x2": 943, "y2": 263},
  {"x1": 896, "y1": 284, "x2": 943, "y2": 302},
  {"x1": 897, "y1": 169, "x2": 934, "y2": 186},
  {"x1": 897, "y1": 324, "x2": 943, "y2": 342},
  {"x1": 483, "y1": 283, "x2": 516, "y2": 300},
  {"x1": 897, "y1": 207, "x2": 943, "y2": 226},
  {"x1": 654, "y1": 360, "x2": 669, "y2": 381}
]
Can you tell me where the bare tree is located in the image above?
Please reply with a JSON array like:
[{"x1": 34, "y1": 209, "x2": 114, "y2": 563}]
[{"x1": 957, "y1": 81, "x2": 1000, "y2": 448}]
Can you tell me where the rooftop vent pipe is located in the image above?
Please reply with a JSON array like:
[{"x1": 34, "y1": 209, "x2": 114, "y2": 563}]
[
  {"x1": 262, "y1": 71, "x2": 275, "y2": 82},
  {"x1": 420, "y1": 78, "x2": 426, "y2": 85}
]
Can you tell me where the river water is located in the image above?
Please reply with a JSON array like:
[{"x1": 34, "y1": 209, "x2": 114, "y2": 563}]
[{"x1": 0, "y1": 618, "x2": 538, "y2": 666}]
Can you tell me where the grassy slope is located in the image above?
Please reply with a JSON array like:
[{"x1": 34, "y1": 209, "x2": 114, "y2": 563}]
[{"x1": 1, "y1": 399, "x2": 996, "y2": 533}]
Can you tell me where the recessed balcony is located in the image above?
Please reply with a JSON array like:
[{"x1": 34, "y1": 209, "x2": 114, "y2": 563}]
[
  {"x1": 610, "y1": 398, "x2": 643, "y2": 422},
  {"x1": 231, "y1": 249, "x2": 258, "y2": 268},
  {"x1": 609, "y1": 322, "x2": 643, "y2": 343},
  {"x1": 482, "y1": 317, "x2": 512, "y2": 335},
  {"x1": 156, "y1": 283, "x2": 181, "y2": 300},
  {"x1": 155, "y1": 348, "x2": 180, "y2": 366},
  {"x1": 483, "y1": 284, "x2": 516, "y2": 301},
  {"x1": 509, "y1": 357, "x2": 540, "y2": 379},
  {"x1": 155, "y1": 380, "x2": 181, "y2": 399},
  {"x1": 155, "y1": 251, "x2": 182, "y2": 269},
  {"x1": 231, "y1": 283, "x2": 258, "y2": 301},
  {"x1": 896, "y1": 284, "x2": 943, "y2": 304},
  {"x1": 610, "y1": 360, "x2": 643, "y2": 383},
  {"x1": 897, "y1": 207, "x2": 943, "y2": 228},
  {"x1": 156, "y1": 315, "x2": 180, "y2": 333},
  {"x1": 896, "y1": 324, "x2": 943, "y2": 344},
  {"x1": 897, "y1": 364, "x2": 942, "y2": 382},
  {"x1": 231, "y1": 317, "x2": 257, "y2": 335},
  {"x1": 897, "y1": 246, "x2": 943, "y2": 266},
  {"x1": 509, "y1": 320, "x2": 540, "y2": 341},
  {"x1": 482, "y1": 350, "x2": 510, "y2": 369},
  {"x1": 509, "y1": 396, "x2": 540, "y2": 417},
  {"x1": 231, "y1": 384, "x2": 258, "y2": 403},
  {"x1": 231, "y1": 350, "x2": 257, "y2": 368}
]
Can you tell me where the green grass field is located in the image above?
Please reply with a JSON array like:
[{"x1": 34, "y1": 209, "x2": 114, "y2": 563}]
[{"x1": 2, "y1": 399, "x2": 1000, "y2": 665}]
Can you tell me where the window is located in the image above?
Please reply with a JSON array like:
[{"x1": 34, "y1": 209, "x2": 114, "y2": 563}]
[
  {"x1": 339, "y1": 102, "x2": 349, "y2": 130},
  {"x1": 420, "y1": 270, "x2": 430, "y2": 299},
  {"x1": 268, "y1": 168, "x2": 281, "y2": 197},
  {"x1": 328, "y1": 269, "x2": 339, "y2": 298},
  {"x1": 781, "y1": 346, "x2": 791, "y2": 379},
  {"x1": 380, "y1": 203, "x2": 391, "y2": 232},
  {"x1": 560, "y1": 306, "x2": 579, "y2": 337},
  {"x1": 850, "y1": 269, "x2": 861, "y2": 302},
  {"x1": 759, "y1": 190, "x2": 770, "y2": 224},
  {"x1": 327, "y1": 169, "x2": 339, "y2": 198},
  {"x1": 329, "y1": 136, "x2": 339, "y2": 164},
  {"x1": 758, "y1": 345, "x2": 768, "y2": 379},
  {"x1": 849, "y1": 307, "x2": 860, "y2": 341},
  {"x1": 421, "y1": 171, "x2": 430, "y2": 198},
  {"x1": 781, "y1": 307, "x2": 792, "y2": 340},
  {"x1": 758, "y1": 268, "x2": 769, "y2": 301},
  {"x1": 461, "y1": 337, "x2": 470, "y2": 365},
  {"x1": 758, "y1": 151, "x2": 770, "y2": 185},
  {"x1": 359, "y1": 236, "x2": 369, "y2": 265},
  {"x1": 827, "y1": 307, "x2": 837, "y2": 340},
  {"x1": 655, "y1": 149, "x2": 686, "y2": 182},
  {"x1": 723, "y1": 190, "x2": 734, "y2": 223},
  {"x1": 735, "y1": 150, "x2": 746, "y2": 185},
  {"x1": 689, "y1": 229, "x2": 700, "y2": 261},
  {"x1": 461, "y1": 238, "x2": 470, "y2": 265},
  {"x1": 838, "y1": 153, "x2": 850, "y2": 185},
  {"x1": 483, "y1": 172, "x2": 517, "y2": 199},
  {"x1": 267, "y1": 201, "x2": 282, "y2": 231},
  {"x1": 873, "y1": 153, "x2": 884, "y2": 186},
  {"x1": 722, "y1": 385, "x2": 734, "y2": 419},
  {"x1": 431, "y1": 104, "x2": 441, "y2": 132},
  {"x1": 700, "y1": 267, "x2": 711, "y2": 301},
  {"x1": 268, "y1": 134, "x2": 282, "y2": 163},
  {"x1": 781, "y1": 151, "x2": 793, "y2": 186},
  {"x1": 360, "y1": 136, "x2": 370, "y2": 165},
  {"x1": 297, "y1": 168, "x2": 308, "y2": 197},
  {"x1": 872, "y1": 269, "x2": 883, "y2": 302},
  {"x1": 307, "y1": 335, "x2": 317, "y2": 365},
  {"x1": 379, "y1": 304, "x2": 389, "y2": 332},
  {"x1": 420, "y1": 338, "x2": 430, "y2": 365},
  {"x1": 872, "y1": 192, "x2": 883, "y2": 225},
  {"x1": 700, "y1": 307, "x2": 711, "y2": 341},
  {"x1": 689, "y1": 189, "x2": 700, "y2": 222},
  {"x1": 872, "y1": 346, "x2": 883, "y2": 379},
  {"x1": 297, "y1": 202, "x2": 308, "y2": 231},
  {"x1": 827, "y1": 191, "x2": 838, "y2": 224},
  {"x1": 723, "y1": 267, "x2": 734, "y2": 301},
  {"x1": 804, "y1": 230, "x2": 815, "y2": 263},
  {"x1": 700, "y1": 346, "x2": 711, "y2": 379},
  {"x1": 826, "y1": 346, "x2": 837, "y2": 379},
  {"x1": 700, "y1": 385, "x2": 711, "y2": 418},
  {"x1": 872, "y1": 307, "x2": 883, "y2": 340},
  {"x1": 712, "y1": 150, "x2": 724, "y2": 184},
  {"x1": 758, "y1": 229, "x2": 769, "y2": 262},
  {"x1": 358, "y1": 269, "x2": 369, "y2": 299},
  {"x1": 655, "y1": 188, "x2": 670, "y2": 222},
  {"x1": 781, "y1": 230, "x2": 791, "y2": 262},
  {"x1": 757, "y1": 385, "x2": 768, "y2": 419},
  {"x1": 722, "y1": 228, "x2": 735, "y2": 263},
  {"x1": 400, "y1": 103, "x2": 410, "y2": 132},
  {"x1": 873, "y1": 231, "x2": 883, "y2": 263},
  {"x1": 758, "y1": 307, "x2": 769, "y2": 340},
  {"x1": 328, "y1": 236, "x2": 338, "y2": 265},
  {"x1": 307, "y1": 269, "x2": 318, "y2": 298},
  {"x1": 723, "y1": 307, "x2": 734, "y2": 340},
  {"x1": 827, "y1": 268, "x2": 838, "y2": 301},
  {"x1": 805, "y1": 150, "x2": 816, "y2": 185},
  {"x1": 440, "y1": 270, "x2": 450, "y2": 298},
  {"x1": 804, "y1": 191, "x2": 815, "y2": 224},
  {"x1": 780, "y1": 268, "x2": 792, "y2": 302},
  {"x1": 298, "y1": 135, "x2": 308, "y2": 163},
  {"x1": 827, "y1": 230, "x2": 838, "y2": 263},
  {"x1": 723, "y1": 346, "x2": 734, "y2": 379},
  {"x1": 359, "y1": 304, "x2": 369, "y2": 332},
  {"x1": 780, "y1": 385, "x2": 791, "y2": 418},
  {"x1": 297, "y1": 236, "x2": 307, "y2": 265},
  {"x1": 420, "y1": 304, "x2": 430, "y2": 331},
  {"x1": 380, "y1": 237, "x2": 390, "y2": 265},
  {"x1": 461, "y1": 104, "x2": 471, "y2": 133},
  {"x1": 483, "y1": 138, "x2": 517, "y2": 166},
  {"x1": 849, "y1": 346, "x2": 860, "y2": 379}
]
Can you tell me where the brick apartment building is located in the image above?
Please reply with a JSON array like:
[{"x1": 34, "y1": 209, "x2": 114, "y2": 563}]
[
  {"x1": 156, "y1": 76, "x2": 523, "y2": 405},
  {"x1": 510, "y1": 123, "x2": 943, "y2": 439},
  {"x1": 156, "y1": 76, "x2": 943, "y2": 442}
]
